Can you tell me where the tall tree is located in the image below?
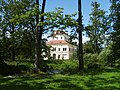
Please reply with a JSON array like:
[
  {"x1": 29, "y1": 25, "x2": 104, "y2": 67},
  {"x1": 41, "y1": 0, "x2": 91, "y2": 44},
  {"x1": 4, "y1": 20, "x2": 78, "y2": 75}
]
[
  {"x1": 34, "y1": 0, "x2": 46, "y2": 72},
  {"x1": 109, "y1": 0, "x2": 120, "y2": 62},
  {"x1": 86, "y1": 1, "x2": 110, "y2": 53},
  {"x1": 0, "y1": 0, "x2": 35, "y2": 61},
  {"x1": 78, "y1": 0, "x2": 84, "y2": 70},
  {"x1": 0, "y1": 0, "x2": 16, "y2": 61}
]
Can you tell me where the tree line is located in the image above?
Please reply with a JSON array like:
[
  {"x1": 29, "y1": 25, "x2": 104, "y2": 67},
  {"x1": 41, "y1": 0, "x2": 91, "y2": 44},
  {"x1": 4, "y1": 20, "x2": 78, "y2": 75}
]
[{"x1": 0, "y1": 0, "x2": 120, "y2": 73}]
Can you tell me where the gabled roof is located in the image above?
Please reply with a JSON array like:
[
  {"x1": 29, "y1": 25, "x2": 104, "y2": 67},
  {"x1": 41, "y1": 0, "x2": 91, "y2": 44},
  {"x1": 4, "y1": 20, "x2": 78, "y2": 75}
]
[{"x1": 47, "y1": 40, "x2": 68, "y2": 45}]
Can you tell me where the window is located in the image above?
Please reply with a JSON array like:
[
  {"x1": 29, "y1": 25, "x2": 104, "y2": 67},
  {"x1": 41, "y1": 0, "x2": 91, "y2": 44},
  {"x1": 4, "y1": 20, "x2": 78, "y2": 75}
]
[
  {"x1": 53, "y1": 47, "x2": 56, "y2": 51},
  {"x1": 69, "y1": 48, "x2": 70, "y2": 51},
  {"x1": 58, "y1": 48, "x2": 60, "y2": 51},
  {"x1": 61, "y1": 37, "x2": 62, "y2": 39},
  {"x1": 53, "y1": 54, "x2": 56, "y2": 59},
  {"x1": 63, "y1": 48, "x2": 67, "y2": 51},
  {"x1": 58, "y1": 55, "x2": 60, "y2": 59}
]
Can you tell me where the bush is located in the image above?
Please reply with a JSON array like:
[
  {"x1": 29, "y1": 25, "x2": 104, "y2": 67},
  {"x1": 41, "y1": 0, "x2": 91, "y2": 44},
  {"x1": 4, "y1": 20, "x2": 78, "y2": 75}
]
[
  {"x1": 46, "y1": 60, "x2": 78, "y2": 74},
  {"x1": 84, "y1": 53, "x2": 101, "y2": 69},
  {"x1": 60, "y1": 60, "x2": 78, "y2": 74},
  {"x1": 46, "y1": 60, "x2": 63, "y2": 70},
  {"x1": 115, "y1": 58, "x2": 120, "y2": 67},
  {"x1": 0, "y1": 61, "x2": 34, "y2": 76},
  {"x1": 97, "y1": 48, "x2": 112, "y2": 66}
]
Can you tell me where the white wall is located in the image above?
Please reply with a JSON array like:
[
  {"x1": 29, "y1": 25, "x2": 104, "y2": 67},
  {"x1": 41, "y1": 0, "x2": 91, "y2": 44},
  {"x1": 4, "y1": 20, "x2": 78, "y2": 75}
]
[
  {"x1": 50, "y1": 44, "x2": 77, "y2": 60},
  {"x1": 51, "y1": 44, "x2": 70, "y2": 59}
]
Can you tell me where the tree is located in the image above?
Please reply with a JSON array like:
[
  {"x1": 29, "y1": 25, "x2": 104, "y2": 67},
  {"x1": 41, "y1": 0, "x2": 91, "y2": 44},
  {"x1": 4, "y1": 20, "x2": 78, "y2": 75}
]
[
  {"x1": 0, "y1": 2, "x2": 11, "y2": 62},
  {"x1": 85, "y1": 1, "x2": 110, "y2": 53},
  {"x1": 0, "y1": 0, "x2": 36, "y2": 62},
  {"x1": 34, "y1": 0, "x2": 46, "y2": 72},
  {"x1": 78, "y1": 0, "x2": 84, "y2": 70},
  {"x1": 109, "y1": 0, "x2": 120, "y2": 65}
]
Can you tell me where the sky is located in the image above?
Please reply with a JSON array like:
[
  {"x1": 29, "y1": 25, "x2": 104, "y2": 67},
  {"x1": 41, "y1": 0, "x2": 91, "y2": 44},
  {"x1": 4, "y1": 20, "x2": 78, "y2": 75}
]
[
  {"x1": 42, "y1": 0, "x2": 111, "y2": 43},
  {"x1": 44, "y1": 0, "x2": 111, "y2": 26}
]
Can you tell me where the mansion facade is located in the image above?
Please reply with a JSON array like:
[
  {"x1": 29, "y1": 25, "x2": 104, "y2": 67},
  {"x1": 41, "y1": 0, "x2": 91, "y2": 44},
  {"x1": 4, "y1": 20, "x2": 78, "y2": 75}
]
[{"x1": 47, "y1": 30, "x2": 77, "y2": 60}]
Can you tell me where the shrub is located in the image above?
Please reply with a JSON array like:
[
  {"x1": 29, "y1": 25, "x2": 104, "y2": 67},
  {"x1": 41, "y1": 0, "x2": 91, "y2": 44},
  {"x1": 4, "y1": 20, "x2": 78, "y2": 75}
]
[
  {"x1": 115, "y1": 58, "x2": 120, "y2": 67},
  {"x1": 46, "y1": 60, "x2": 78, "y2": 74},
  {"x1": 97, "y1": 48, "x2": 112, "y2": 66},
  {"x1": 84, "y1": 53, "x2": 101, "y2": 69},
  {"x1": 60, "y1": 60, "x2": 78, "y2": 74}
]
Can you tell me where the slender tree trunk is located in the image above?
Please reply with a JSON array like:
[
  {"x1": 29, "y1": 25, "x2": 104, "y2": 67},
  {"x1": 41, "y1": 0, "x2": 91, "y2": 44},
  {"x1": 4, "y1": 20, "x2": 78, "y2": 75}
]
[
  {"x1": 34, "y1": 0, "x2": 40, "y2": 72},
  {"x1": 39, "y1": 0, "x2": 46, "y2": 66},
  {"x1": 78, "y1": 0, "x2": 84, "y2": 70},
  {"x1": 34, "y1": 0, "x2": 46, "y2": 73}
]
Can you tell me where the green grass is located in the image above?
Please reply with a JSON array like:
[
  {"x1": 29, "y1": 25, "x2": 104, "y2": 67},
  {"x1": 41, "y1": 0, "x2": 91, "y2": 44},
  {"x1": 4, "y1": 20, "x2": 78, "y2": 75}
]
[
  {"x1": 0, "y1": 60, "x2": 120, "y2": 89},
  {"x1": 0, "y1": 68, "x2": 120, "y2": 90}
]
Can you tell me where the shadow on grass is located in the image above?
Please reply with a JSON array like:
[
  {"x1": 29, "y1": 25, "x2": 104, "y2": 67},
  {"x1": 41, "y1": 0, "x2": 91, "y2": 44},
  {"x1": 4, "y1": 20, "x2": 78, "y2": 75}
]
[
  {"x1": 0, "y1": 62, "x2": 30, "y2": 76},
  {"x1": 85, "y1": 75, "x2": 120, "y2": 90},
  {"x1": 0, "y1": 69, "x2": 120, "y2": 90},
  {"x1": 0, "y1": 61, "x2": 120, "y2": 90},
  {"x1": 0, "y1": 75, "x2": 83, "y2": 90},
  {"x1": 81, "y1": 67, "x2": 120, "y2": 75}
]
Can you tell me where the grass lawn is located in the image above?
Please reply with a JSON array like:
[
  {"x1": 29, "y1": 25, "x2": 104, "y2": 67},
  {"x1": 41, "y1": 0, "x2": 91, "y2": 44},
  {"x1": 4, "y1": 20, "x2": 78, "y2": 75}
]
[{"x1": 0, "y1": 68, "x2": 120, "y2": 90}]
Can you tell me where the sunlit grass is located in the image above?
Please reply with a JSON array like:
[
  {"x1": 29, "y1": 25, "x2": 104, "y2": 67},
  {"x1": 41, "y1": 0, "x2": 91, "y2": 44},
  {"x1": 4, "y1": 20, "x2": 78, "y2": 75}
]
[{"x1": 0, "y1": 68, "x2": 120, "y2": 90}]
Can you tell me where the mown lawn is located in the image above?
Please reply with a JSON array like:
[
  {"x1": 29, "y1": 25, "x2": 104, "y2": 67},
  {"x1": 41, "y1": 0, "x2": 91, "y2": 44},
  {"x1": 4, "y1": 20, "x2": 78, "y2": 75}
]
[{"x1": 0, "y1": 68, "x2": 120, "y2": 90}]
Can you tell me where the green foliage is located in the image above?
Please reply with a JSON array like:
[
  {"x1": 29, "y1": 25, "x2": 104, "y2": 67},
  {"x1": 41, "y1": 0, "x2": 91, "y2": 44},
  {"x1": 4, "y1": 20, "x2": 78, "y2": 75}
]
[
  {"x1": 46, "y1": 60, "x2": 63, "y2": 70},
  {"x1": 0, "y1": 36, "x2": 11, "y2": 62},
  {"x1": 85, "y1": 1, "x2": 110, "y2": 53},
  {"x1": 83, "y1": 41, "x2": 99, "y2": 54},
  {"x1": 60, "y1": 60, "x2": 78, "y2": 74},
  {"x1": 46, "y1": 60, "x2": 78, "y2": 74},
  {"x1": 84, "y1": 43, "x2": 120, "y2": 68},
  {"x1": 0, "y1": 0, "x2": 36, "y2": 62},
  {"x1": 0, "y1": 61, "x2": 34, "y2": 76},
  {"x1": 97, "y1": 47, "x2": 112, "y2": 66},
  {"x1": 108, "y1": 0, "x2": 120, "y2": 67},
  {"x1": 115, "y1": 58, "x2": 120, "y2": 67},
  {"x1": 84, "y1": 53, "x2": 102, "y2": 68}
]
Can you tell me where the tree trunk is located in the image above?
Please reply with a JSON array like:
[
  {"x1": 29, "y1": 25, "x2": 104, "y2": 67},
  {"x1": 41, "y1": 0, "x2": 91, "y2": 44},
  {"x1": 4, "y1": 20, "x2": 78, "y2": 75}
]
[
  {"x1": 34, "y1": 0, "x2": 46, "y2": 73},
  {"x1": 34, "y1": 0, "x2": 40, "y2": 72},
  {"x1": 39, "y1": 0, "x2": 46, "y2": 65},
  {"x1": 78, "y1": 0, "x2": 84, "y2": 70}
]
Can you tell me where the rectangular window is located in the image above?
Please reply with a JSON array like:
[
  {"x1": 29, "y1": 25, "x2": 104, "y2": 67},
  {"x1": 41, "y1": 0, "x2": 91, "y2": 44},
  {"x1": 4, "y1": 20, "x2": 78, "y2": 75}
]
[
  {"x1": 58, "y1": 48, "x2": 60, "y2": 51},
  {"x1": 63, "y1": 48, "x2": 67, "y2": 51},
  {"x1": 58, "y1": 55, "x2": 60, "y2": 59},
  {"x1": 53, "y1": 47, "x2": 56, "y2": 51}
]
